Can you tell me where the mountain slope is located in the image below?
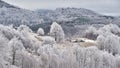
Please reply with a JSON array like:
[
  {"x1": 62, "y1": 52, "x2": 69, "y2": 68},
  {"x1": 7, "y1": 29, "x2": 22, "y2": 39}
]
[
  {"x1": 0, "y1": 0, "x2": 120, "y2": 36},
  {"x1": 37, "y1": 8, "x2": 119, "y2": 25},
  {"x1": 0, "y1": 0, "x2": 19, "y2": 8},
  {"x1": 36, "y1": 8, "x2": 120, "y2": 36},
  {"x1": 0, "y1": 0, "x2": 44, "y2": 27}
]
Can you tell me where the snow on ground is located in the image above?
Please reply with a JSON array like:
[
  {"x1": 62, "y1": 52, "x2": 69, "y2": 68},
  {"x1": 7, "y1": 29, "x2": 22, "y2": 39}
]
[
  {"x1": 68, "y1": 38, "x2": 96, "y2": 47},
  {"x1": 28, "y1": 32, "x2": 96, "y2": 49}
]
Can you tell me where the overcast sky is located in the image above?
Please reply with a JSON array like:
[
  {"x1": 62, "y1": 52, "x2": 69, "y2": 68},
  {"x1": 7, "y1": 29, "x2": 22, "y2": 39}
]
[{"x1": 3, "y1": 0, "x2": 120, "y2": 16}]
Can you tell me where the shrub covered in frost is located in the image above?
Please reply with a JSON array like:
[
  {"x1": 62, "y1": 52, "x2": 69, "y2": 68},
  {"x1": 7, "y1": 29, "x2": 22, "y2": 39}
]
[
  {"x1": 42, "y1": 36, "x2": 56, "y2": 45},
  {"x1": 37, "y1": 28, "x2": 44, "y2": 36}
]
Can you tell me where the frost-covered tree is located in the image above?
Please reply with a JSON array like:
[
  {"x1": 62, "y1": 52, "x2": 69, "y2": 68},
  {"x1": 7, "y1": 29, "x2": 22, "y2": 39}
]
[
  {"x1": 14, "y1": 51, "x2": 38, "y2": 68},
  {"x1": 101, "y1": 51, "x2": 115, "y2": 68},
  {"x1": 97, "y1": 24, "x2": 120, "y2": 36},
  {"x1": 50, "y1": 22, "x2": 65, "y2": 43},
  {"x1": 1, "y1": 23, "x2": 120, "y2": 68},
  {"x1": 17, "y1": 25, "x2": 34, "y2": 49},
  {"x1": 9, "y1": 37, "x2": 25, "y2": 65},
  {"x1": 84, "y1": 24, "x2": 120, "y2": 40},
  {"x1": 17, "y1": 25, "x2": 33, "y2": 33},
  {"x1": 39, "y1": 53, "x2": 49, "y2": 68},
  {"x1": 96, "y1": 34, "x2": 120, "y2": 55},
  {"x1": 115, "y1": 56, "x2": 120, "y2": 68},
  {"x1": 37, "y1": 28, "x2": 44, "y2": 36},
  {"x1": 96, "y1": 35, "x2": 105, "y2": 50},
  {"x1": 0, "y1": 31, "x2": 12, "y2": 68},
  {"x1": 84, "y1": 26, "x2": 98, "y2": 40},
  {"x1": 0, "y1": 25, "x2": 20, "y2": 40}
]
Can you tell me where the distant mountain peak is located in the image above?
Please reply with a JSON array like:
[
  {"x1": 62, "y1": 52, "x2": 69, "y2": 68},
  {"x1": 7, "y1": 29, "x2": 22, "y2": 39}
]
[
  {"x1": 55, "y1": 7, "x2": 100, "y2": 16},
  {"x1": 0, "y1": 0, "x2": 19, "y2": 9}
]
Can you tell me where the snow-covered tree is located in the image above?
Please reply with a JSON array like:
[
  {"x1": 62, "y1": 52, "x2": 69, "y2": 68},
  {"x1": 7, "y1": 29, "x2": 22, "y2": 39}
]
[
  {"x1": 37, "y1": 28, "x2": 44, "y2": 36},
  {"x1": 101, "y1": 51, "x2": 115, "y2": 68},
  {"x1": 13, "y1": 51, "x2": 38, "y2": 68},
  {"x1": 17, "y1": 25, "x2": 33, "y2": 33},
  {"x1": 97, "y1": 24, "x2": 120, "y2": 36},
  {"x1": 39, "y1": 53, "x2": 49, "y2": 68},
  {"x1": 1, "y1": 23, "x2": 120, "y2": 68},
  {"x1": 50, "y1": 22, "x2": 65, "y2": 43},
  {"x1": 104, "y1": 24, "x2": 120, "y2": 34},
  {"x1": 84, "y1": 26, "x2": 98, "y2": 40},
  {"x1": 9, "y1": 37, "x2": 25, "y2": 65},
  {"x1": 0, "y1": 31, "x2": 11, "y2": 68},
  {"x1": 17, "y1": 25, "x2": 34, "y2": 49},
  {"x1": 0, "y1": 25, "x2": 19, "y2": 40},
  {"x1": 96, "y1": 34, "x2": 120, "y2": 55},
  {"x1": 115, "y1": 56, "x2": 120, "y2": 68},
  {"x1": 84, "y1": 24, "x2": 120, "y2": 40}
]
